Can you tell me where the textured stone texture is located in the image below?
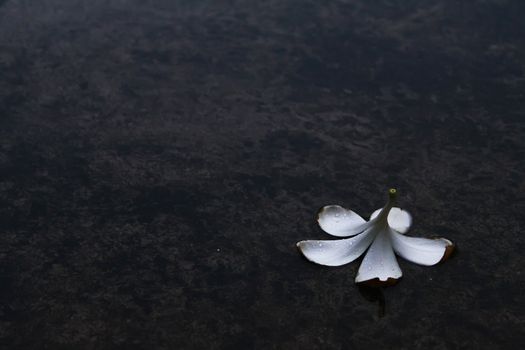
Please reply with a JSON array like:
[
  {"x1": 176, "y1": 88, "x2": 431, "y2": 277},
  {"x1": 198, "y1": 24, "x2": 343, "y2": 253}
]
[{"x1": 0, "y1": 0, "x2": 524, "y2": 349}]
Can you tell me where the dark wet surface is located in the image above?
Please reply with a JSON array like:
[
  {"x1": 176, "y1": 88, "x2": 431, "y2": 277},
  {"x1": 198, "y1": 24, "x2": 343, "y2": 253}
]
[{"x1": 1, "y1": 0, "x2": 524, "y2": 348}]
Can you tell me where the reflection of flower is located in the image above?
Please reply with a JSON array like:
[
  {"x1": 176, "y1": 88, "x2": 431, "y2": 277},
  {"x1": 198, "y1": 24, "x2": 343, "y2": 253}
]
[{"x1": 296, "y1": 189, "x2": 454, "y2": 286}]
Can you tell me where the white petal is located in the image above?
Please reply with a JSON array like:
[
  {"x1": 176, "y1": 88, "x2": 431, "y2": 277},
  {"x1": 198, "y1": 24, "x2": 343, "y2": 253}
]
[
  {"x1": 389, "y1": 229, "x2": 454, "y2": 266},
  {"x1": 317, "y1": 205, "x2": 369, "y2": 237},
  {"x1": 296, "y1": 227, "x2": 376, "y2": 266},
  {"x1": 370, "y1": 207, "x2": 412, "y2": 234},
  {"x1": 355, "y1": 229, "x2": 402, "y2": 285}
]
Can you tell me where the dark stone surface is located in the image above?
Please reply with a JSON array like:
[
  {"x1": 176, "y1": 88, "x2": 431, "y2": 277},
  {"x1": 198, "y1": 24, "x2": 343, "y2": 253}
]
[{"x1": 0, "y1": 0, "x2": 524, "y2": 349}]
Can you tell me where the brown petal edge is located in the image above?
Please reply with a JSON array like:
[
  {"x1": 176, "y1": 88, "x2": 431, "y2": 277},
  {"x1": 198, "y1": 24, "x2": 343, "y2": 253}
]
[
  {"x1": 438, "y1": 239, "x2": 455, "y2": 263},
  {"x1": 356, "y1": 277, "x2": 400, "y2": 287},
  {"x1": 316, "y1": 206, "x2": 326, "y2": 222}
]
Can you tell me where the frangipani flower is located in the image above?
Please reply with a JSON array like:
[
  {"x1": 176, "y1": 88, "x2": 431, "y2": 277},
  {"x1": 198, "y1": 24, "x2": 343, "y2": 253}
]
[{"x1": 296, "y1": 189, "x2": 454, "y2": 286}]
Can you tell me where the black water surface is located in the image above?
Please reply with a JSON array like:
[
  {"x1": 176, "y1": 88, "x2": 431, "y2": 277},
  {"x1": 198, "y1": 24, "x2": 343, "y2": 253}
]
[{"x1": 1, "y1": 0, "x2": 524, "y2": 349}]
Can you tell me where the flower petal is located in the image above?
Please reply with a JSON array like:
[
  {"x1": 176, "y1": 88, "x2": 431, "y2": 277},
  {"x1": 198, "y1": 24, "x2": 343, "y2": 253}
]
[
  {"x1": 390, "y1": 229, "x2": 454, "y2": 266},
  {"x1": 317, "y1": 205, "x2": 368, "y2": 237},
  {"x1": 370, "y1": 207, "x2": 412, "y2": 234},
  {"x1": 355, "y1": 229, "x2": 402, "y2": 286},
  {"x1": 296, "y1": 227, "x2": 376, "y2": 266}
]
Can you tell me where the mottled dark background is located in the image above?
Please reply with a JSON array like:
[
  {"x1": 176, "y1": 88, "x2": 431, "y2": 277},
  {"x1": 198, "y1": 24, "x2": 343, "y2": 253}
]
[{"x1": 1, "y1": 0, "x2": 524, "y2": 349}]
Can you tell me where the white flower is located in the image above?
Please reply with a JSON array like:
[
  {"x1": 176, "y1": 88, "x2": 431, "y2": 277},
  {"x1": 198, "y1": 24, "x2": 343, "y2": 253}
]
[{"x1": 296, "y1": 189, "x2": 454, "y2": 286}]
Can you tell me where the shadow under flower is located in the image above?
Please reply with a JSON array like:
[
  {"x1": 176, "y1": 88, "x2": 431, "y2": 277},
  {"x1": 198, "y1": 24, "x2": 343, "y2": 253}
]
[{"x1": 358, "y1": 284, "x2": 386, "y2": 318}]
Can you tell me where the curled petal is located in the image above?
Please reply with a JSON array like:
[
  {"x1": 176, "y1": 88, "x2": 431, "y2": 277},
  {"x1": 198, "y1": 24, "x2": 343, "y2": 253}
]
[
  {"x1": 390, "y1": 229, "x2": 454, "y2": 266},
  {"x1": 370, "y1": 207, "x2": 412, "y2": 234},
  {"x1": 296, "y1": 227, "x2": 376, "y2": 266},
  {"x1": 355, "y1": 229, "x2": 402, "y2": 285},
  {"x1": 317, "y1": 205, "x2": 368, "y2": 237}
]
